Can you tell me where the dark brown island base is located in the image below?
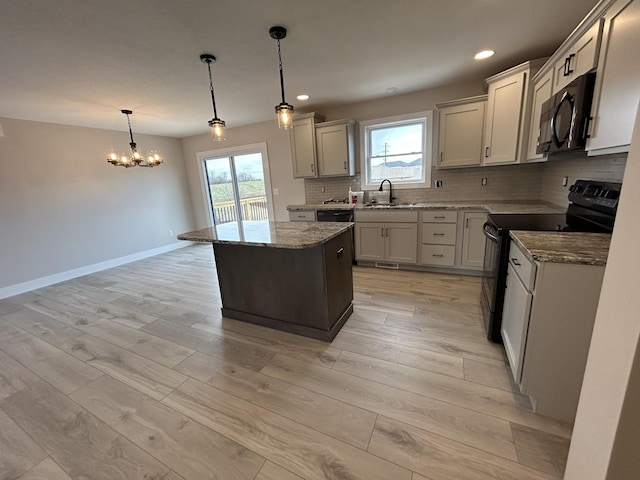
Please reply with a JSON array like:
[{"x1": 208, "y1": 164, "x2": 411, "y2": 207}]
[{"x1": 178, "y1": 221, "x2": 354, "y2": 341}]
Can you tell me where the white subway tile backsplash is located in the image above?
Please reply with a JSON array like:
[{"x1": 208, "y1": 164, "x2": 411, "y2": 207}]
[{"x1": 304, "y1": 153, "x2": 627, "y2": 207}]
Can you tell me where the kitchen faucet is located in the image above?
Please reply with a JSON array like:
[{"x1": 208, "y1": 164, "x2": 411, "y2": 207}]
[{"x1": 378, "y1": 179, "x2": 395, "y2": 205}]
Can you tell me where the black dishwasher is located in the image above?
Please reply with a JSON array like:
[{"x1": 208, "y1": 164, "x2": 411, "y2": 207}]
[{"x1": 316, "y1": 209, "x2": 354, "y2": 222}]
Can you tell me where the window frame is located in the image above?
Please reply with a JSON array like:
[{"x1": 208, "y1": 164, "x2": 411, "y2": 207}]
[{"x1": 359, "y1": 111, "x2": 433, "y2": 190}]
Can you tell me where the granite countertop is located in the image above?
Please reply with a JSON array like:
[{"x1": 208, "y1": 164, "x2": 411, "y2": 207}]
[
  {"x1": 178, "y1": 221, "x2": 353, "y2": 249},
  {"x1": 510, "y1": 230, "x2": 612, "y2": 266},
  {"x1": 287, "y1": 200, "x2": 563, "y2": 214}
]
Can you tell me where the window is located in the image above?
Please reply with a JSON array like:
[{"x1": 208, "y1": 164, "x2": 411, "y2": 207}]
[{"x1": 360, "y1": 111, "x2": 433, "y2": 189}]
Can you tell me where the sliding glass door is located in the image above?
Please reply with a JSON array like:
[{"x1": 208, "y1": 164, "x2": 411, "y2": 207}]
[{"x1": 202, "y1": 146, "x2": 272, "y2": 241}]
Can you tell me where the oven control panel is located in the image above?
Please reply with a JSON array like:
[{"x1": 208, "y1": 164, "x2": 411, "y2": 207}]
[{"x1": 569, "y1": 180, "x2": 621, "y2": 213}]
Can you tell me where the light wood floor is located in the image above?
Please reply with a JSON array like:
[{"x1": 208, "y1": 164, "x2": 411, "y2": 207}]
[{"x1": 0, "y1": 244, "x2": 572, "y2": 480}]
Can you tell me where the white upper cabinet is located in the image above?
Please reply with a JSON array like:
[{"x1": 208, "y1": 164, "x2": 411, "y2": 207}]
[
  {"x1": 483, "y1": 59, "x2": 546, "y2": 166},
  {"x1": 316, "y1": 119, "x2": 357, "y2": 177},
  {"x1": 552, "y1": 20, "x2": 603, "y2": 95},
  {"x1": 526, "y1": 69, "x2": 554, "y2": 162},
  {"x1": 587, "y1": 0, "x2": 640, "y2": 155},
  {"x1": 290, "y1": 113, "x2": 324, "y2": 178},
  {"x1": 436, "y1": 96, "x2": 487, "y2": 169}
]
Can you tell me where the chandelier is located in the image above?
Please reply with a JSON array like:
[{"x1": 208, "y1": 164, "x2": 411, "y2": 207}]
[
  {"x1": 200, "y1": 53, "x2": 226, "y2": 141},
  {"x1": 107, "y1": 110, "x2": 163, "y2": 168},
  {"x1": 269, "y1": 26, "x2": 294, "y2": 129}
]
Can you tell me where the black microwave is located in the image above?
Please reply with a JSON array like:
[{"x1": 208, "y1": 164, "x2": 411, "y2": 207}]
[{"x1": 536, "y1": 72, "x2": 596, "y2": 155}]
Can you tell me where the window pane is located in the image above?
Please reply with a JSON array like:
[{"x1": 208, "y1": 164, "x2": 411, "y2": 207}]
[
  {"x1": 369, "y1": 153, "x2": 423, "y2": 183},
  {"x1": 370, "y1": 123, "x2": 423, "y2": 156}
]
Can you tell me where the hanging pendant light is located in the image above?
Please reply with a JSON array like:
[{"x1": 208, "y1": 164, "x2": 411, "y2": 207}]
[
  {"x1": 269, "y1": 26, "x2": 294, "y2": 130},
  {"x1": 106, "y1": 110, "x2": 163, "y2": 168},
  {"x1": 200, "y1": 53, "x2": 226, "y2": 141}
]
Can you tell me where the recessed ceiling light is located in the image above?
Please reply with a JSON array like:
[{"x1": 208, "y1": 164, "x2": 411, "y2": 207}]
[
  {"x1": 474, "y1": 50, "x2": 495, "y2": 60},
  {"x1": 296, "y1": 94, "x2": 310, "y2": 101}
]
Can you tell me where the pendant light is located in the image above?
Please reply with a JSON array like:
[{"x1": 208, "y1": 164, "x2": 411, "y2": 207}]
[
  {"x1": 107, "y1": 110, "x2": 163, "y2": 168},
  {"x1": 269, "y1": 26, "x2": 294, "y2": 130},
  {"x1": 200, "y1": 53, "x2": 226, "y2": 141}
]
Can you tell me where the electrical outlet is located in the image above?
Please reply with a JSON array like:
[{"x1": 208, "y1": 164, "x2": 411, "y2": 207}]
[
  {"x1": 0, "y1": 123, "x2": 4, "y2": 137},
  {"x1": 273, "y1": 188, "x2": 279, "y2": 195},
  {"x1": 321, "y1": 186, "x2": 325, "y2": 193},
  {"x1": 562, "y1": 176, "x2": 569, "y2": 187},
  {"x1": 168, "y1": 230, "x2": 174, "y2": 237},
  {"x1": 434, "y1": 180, "x2": 443, "y2": 188},
  {"x1": 481, "y1": 178, "x2": 488, "y2": 186}
]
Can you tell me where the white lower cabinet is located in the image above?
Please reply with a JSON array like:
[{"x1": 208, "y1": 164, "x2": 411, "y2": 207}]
[
  {"x1": 502, "y1": 262, "x2": 533, "y2": 384},
  {"x1": 355, "y1": 210, "x2": 418, "y2": 264},
  {"x1": 420, "y1": 210, "x2": 457, "y2": 266},
  {"x1": 460, "y1": 212, "x2": 487, "y2": 269},
  {"x1": 501, "y1": 239, "x2": 606, "y2": 422}
]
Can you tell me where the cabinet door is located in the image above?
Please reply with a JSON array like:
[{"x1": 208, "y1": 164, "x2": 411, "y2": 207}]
[
  {"x1": 552, "y1": 21, "x2": 602, "y2": 94},
  {"x1": 317, "y1": 123, "x2": 351, "y2": 177},
  {"x1": 355, "y1": 223, "x2": 386, "y2": 261},
  {"x1": 460, "y1": 212, "x2": 487, "y2": 269},
  {"x1": 437, "y1": 101, "x2": 485, "y2": 168},
  {"x1": 386, "y1": 223, "x2": 418, "y2": 264},
  {"x1": 290, "y1": 116, "x2": 318, "y2": 178},
  {"x1": 587, "y1": 0, "x2": 640, "y2": 154},
  {"x1": 501, "y1": 263, "x2": 533, "y2": 384},
  {"x1": 526, "y1": 69, "x2": 553, "y2": 162},
  {"x1": 484, "y1": 72, "x2": 526, "y2": 165}
]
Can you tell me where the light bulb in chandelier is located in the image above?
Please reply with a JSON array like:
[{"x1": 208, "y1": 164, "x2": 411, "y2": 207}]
[
  {"x1": 270, "y1": 26, "x2": 294, "y2": 130},
  {"x1": 106, "y1": 110, "x2": 163, "y2": 168},
  {"x1": 200, "y1": 54, "x2": 226, "y2": 141}
]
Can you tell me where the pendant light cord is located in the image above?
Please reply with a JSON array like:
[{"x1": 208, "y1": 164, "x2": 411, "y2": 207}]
[
  {"x1": 277, "y1": 38, "x2": 286, "y2": 104},
  {"x1": 125, "y1": 112, "x2": 136, "y2": 146},
  {"x1": 207, "y1": 61, "x2": 219, "y2": 119}
]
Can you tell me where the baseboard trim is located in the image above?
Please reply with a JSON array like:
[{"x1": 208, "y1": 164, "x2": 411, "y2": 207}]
[{"x1": 0, "y1": 241, "x2": 195, "y2": 300}]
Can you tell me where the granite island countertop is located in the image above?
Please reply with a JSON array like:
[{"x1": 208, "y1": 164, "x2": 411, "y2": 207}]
[
  {"x1": 178, "y1": 221, "x2": 353, "y2": 249},
  {"x1": 287, "y1": 200, "x2": 564, "y2": 214},
  {"x1": 510, "y1": 230, "x2": 612, "y2": 266}
]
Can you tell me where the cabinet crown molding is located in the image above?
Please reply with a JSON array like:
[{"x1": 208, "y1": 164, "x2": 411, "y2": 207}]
[
  {"x1": 532, "y1": 0, "x2": 616, "y2": 82},
  {"x1": 436, "y1": 95, "x2": 488, "y2": 109},
  {"x1": 485, "y1": 57, "x2": 548, "y2": 85}
]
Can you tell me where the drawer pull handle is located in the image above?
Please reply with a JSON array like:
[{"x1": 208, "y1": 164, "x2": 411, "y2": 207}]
[
  {"x1": 434, "y1": 216, "x2": 446, "y2": 219},
  {"x1": 511, "y1": 258, "x2": 521, "y2": 266},
  {"x1": 381, "y1": 228, "x2": 384, "y2": 237},
  {"x1": 433, "y1": 254, "x2": 444, "y2": 257},
  {"x1": 337, "y1": 247, "x2": 344, "y2": 259},
  {"x1": 433, "y1": 233, "x2": 445, "y2": 236}
]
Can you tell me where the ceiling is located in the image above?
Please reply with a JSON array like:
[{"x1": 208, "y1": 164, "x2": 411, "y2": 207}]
[{"x1": 0, "y1": 0, "x2": 599, "y2": 138}]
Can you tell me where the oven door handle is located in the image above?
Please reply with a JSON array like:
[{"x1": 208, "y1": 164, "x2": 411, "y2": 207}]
[{"x1": 482, "y1": 222, "x2": 500, "y2": 242}]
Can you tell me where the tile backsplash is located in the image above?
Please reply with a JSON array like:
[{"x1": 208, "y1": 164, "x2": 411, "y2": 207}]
[{"x1": 304, "y1": 153, "x2": 627, "y2": 206}]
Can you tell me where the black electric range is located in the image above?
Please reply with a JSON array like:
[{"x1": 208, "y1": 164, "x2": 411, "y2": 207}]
[{"x1": 481, "y1": 179, "x2": 621, "y2": 343}]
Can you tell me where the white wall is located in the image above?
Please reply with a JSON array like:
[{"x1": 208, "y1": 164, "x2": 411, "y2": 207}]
[
  {"x1": 0, "y1": 117, "x2": 195, "y2": 294},
  {"x1": 564, "y1": 104, "x2": 640, "y2": 480}
]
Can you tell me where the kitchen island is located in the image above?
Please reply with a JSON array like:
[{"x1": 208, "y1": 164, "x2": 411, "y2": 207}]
[{"x1": 178, "y1": 222, "x2": 354, "y2": 341}]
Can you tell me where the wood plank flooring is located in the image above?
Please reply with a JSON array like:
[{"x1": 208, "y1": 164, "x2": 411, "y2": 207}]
[{"x1": 0, "y1": 244, "x2": 572, "y2": 479}]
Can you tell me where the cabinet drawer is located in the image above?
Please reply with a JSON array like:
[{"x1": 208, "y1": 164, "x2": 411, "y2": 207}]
[
  {"x1": 509, "y1": 241, "x2": 536, "y2": 290},
  {"x1": 421, "y1": 223, "x2": 457, "y2": 245},
  {"x1": 420, "y1": 245, "x2": 456, "y2": 266},
  {"x1": 288, "y1": 210, "x2": 316, "y2": 222},
  {"x1": 355, "y1": 210, "x2": 418, "y2": 223},
  {"x1": 420, "y1": 210, "x2": 457, "y2": 223}
]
